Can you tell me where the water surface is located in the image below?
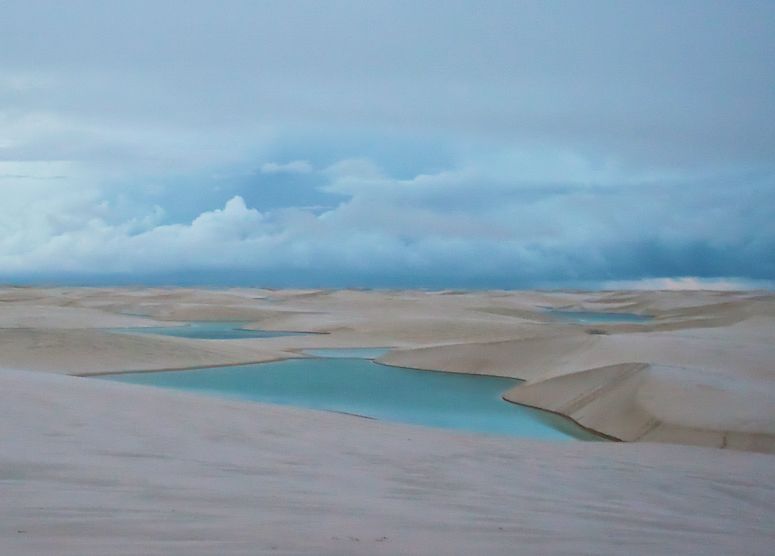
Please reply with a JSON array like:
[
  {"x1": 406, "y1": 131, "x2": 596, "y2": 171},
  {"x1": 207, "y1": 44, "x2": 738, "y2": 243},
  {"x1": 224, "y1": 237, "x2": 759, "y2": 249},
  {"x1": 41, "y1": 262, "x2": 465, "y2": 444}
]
[
  {"x1": 113, "y1": 320, "x2": 309, "y2": 340},
  {"x1": 103, "y1": 358, "x2": 599, "y2": 440},
  {"x1": 303, "y1": 347, "x2": 391, "y2": 359},
  {"x1": 545, "y1": 309, "x2": 651, "y2": 324}
]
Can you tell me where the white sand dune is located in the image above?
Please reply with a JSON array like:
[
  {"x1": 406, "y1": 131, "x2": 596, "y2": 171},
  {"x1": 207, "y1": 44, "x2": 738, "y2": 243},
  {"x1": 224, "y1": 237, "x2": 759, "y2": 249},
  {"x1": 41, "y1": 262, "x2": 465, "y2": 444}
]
[
  {"x1": 0, "y1": 328, "x2": 297, "y2": 374},
  {"x1": 1, "y1": 287, "x2": 773, "y2": 554},
  {"x1": 2, "y1": 368, "x2": 773, "y2": 556}
]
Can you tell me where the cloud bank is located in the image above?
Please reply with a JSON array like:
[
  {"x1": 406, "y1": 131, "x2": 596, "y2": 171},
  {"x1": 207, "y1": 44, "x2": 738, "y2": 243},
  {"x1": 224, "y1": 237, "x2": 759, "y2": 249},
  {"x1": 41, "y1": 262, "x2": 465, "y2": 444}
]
[
  {"x1": 2, "y1": 156, "x2": 772, "y2": 288},
  {"x1": 1, "y1": 1, "x2": 773, "y2": 288}
]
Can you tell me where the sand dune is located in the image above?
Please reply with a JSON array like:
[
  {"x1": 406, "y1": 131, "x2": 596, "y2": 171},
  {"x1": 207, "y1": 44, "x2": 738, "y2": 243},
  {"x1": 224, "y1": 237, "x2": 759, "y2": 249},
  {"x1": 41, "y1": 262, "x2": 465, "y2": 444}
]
[
  {"x1": 1, "y1": 286, "x2": 773, "y2": 553},
  {"x1": 506, "y1": 363, "x2": 774, "y2": 452},
  {"x1": 1, "y1": 286, "x2": 773, "y2": 451},
  {"x1": 384, "y1": 333, "x2": 775, "y2": 452},
  {"x1": 0, "y1": 328, "x2": 295, "y2": 375},
  {"x1": 2, "y1": 368, "x2": 773, "y2": 556}
]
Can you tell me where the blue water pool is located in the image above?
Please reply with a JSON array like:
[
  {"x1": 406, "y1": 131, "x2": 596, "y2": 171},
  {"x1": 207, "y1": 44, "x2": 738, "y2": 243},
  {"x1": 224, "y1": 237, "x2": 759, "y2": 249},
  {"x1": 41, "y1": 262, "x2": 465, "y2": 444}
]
[
  {"x1": 112, "y1": 320, "x2": 309, "y2": 340},
  {"x1": 545, "y1": 309, "x2": 652, "y2": 324},
  {"x1": 101, "y1": 358, "x2": 600, "y2": 440},
  {"x1": 303, "y1": 347, "x2": 391, "y2": 359}
]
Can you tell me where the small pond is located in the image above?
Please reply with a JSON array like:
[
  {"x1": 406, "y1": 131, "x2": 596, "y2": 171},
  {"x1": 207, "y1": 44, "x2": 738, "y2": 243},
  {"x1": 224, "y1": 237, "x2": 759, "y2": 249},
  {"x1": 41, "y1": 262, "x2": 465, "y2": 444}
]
[
  {"x1": 102, "y1": 356, "x2": 600, "y2": 441},
  {"x1": 112, "y1": 320, "x2": 309, "y2": 340},
  {"x1": 545, "y1": 309, "x2": 652, "y2": 324}
]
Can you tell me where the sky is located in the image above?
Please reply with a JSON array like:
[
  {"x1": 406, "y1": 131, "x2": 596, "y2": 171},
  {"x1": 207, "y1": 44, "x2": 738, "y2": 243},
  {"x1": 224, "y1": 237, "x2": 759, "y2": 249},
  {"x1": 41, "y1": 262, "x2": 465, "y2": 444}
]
[{"x1": 1, "y1": 0, "x2": 774, "y2": 289}]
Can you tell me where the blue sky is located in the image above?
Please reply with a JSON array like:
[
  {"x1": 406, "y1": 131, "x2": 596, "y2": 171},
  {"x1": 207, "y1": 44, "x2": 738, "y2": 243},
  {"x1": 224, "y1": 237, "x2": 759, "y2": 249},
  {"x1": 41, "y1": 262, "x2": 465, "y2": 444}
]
[{"x1": 1, "y1": 1, "x2": 774, "y2": 289}]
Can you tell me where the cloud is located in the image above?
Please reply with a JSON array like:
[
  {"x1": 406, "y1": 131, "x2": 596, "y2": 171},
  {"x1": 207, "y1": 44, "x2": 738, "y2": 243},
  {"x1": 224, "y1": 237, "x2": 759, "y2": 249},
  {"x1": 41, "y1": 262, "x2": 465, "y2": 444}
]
[
  {"x1": 0, "y1": 2, "x2": 773, "y2": 287},
  {"x1": 1, "y1": 155, "x2": 773, "y2": 288},
  {"x1": 260, "y1": 160, "x2": 313, "y2": 174},
  {"x1": 2, "y1": 2, "x2": 774, "y2": 172},
  {"x1": 603, "y1": 277, "x2": 774, "y2": 291}
]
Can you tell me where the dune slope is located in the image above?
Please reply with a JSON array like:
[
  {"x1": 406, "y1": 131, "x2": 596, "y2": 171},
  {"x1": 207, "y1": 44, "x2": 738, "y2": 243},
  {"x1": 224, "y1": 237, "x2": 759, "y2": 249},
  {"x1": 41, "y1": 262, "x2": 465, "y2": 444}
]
[{"x1": 2, "y1": 369, "x2": 773, "y2": 556}]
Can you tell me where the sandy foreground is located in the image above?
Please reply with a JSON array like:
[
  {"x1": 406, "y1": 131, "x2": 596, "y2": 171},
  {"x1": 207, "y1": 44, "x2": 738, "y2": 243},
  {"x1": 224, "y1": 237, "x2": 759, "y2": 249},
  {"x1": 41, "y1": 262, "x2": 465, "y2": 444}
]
[{"x1": 1, "y1": 286, "x2": 774, "y2": 554}]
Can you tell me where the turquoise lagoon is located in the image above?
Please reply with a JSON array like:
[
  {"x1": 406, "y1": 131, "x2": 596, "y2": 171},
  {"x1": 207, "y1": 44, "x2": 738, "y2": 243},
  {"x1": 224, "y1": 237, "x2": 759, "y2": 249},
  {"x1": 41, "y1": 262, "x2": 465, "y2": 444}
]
[
  {"x1": 103, "y1": 355, "x2": 599, "y2": 440},
  {"x1": 112, "y1": 320, "x2": 309, "y2": 340},
  {"x1": 545, "y1": 309, "x2": 652, "y2": 324},
  {"x1": 302, "y1": 347, "x2": 391, "y2": 359}
]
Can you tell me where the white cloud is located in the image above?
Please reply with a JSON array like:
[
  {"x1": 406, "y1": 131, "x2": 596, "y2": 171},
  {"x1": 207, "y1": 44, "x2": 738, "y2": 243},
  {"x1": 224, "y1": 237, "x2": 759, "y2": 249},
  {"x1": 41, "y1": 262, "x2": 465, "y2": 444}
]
[
  {"x1": 323, "y1": 159, "x2": 384, "y2": 181},
  {"x1": 0, "y1": 150, "x2": 773, "y2": 287},
  {"x1": 0, "y1": 3, "x2": 772, "y2": 288},
  {"x1": 259, "y1": 160, "x2": 313, "y2": 174},
  {"x1": 603, "y1": 277, "x2": 774, "y2": 291}
]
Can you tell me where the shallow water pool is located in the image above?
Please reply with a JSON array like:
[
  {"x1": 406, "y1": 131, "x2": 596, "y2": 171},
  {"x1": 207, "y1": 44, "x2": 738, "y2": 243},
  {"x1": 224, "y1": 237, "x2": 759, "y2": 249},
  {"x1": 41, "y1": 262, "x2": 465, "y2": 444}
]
[
  {"x1": 545, "y1": 309, "x2": 652, "y2": 324},
  {"x1": 302, "y1": 347, "x2": 391, "y2": 359},
  {"x1": 102, "y1": 358, "x2": 600, "y2": 441},
  {"x1": 112, "y1": 320, "x2": 309, "y2": 340}
]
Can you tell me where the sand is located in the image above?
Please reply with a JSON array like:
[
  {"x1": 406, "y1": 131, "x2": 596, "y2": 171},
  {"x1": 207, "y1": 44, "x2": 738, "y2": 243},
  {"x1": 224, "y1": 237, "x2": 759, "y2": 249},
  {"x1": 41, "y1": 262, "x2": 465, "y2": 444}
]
[{"x1": 1, "y1": 286, "x2": 774, "y2": 554}]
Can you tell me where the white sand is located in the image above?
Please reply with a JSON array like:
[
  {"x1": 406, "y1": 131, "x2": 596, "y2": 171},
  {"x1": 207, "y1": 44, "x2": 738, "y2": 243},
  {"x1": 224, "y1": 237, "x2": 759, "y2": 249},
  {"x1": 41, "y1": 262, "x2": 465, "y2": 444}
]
[
  {"x1": 1, "y1": 287, "x2": 773, "y2": 554},
  {"x1": 3, "y1": 369, "x2": 773, "y2": 555}
]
